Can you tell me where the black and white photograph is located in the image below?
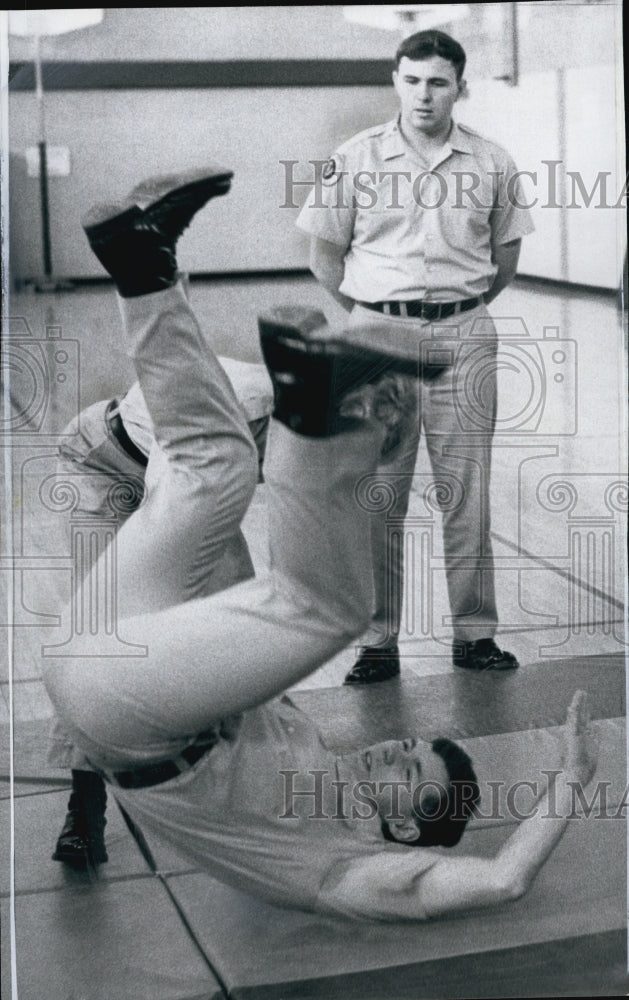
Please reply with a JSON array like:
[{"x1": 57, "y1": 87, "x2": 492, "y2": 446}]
[{"x1": 1, "y1": 4, "x2": 627, "y2": 998}]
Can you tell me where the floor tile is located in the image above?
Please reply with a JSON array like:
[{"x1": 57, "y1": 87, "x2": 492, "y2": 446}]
[
  {"x1": 0, "y1": 789, "x2": 149, "y2": 895},
  {"x1": 2, "y1": 878, "x2": 224, "y2": 1000}
]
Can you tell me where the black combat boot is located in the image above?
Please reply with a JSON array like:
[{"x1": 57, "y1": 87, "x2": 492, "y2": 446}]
[
  {"x1": 258, "y1": 307, "x2": 446, "y2": 438},
  {"x1": 82, "y1": 166, "x2": 233, "y2": 297},
  {"x1": 52, "y1": 770, "x2": 108, "y2": 868}
]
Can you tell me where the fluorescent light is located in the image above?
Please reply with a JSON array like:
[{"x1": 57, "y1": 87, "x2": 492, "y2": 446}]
[
  {"x1": 343, "y1": 5, "x2": 470, "y2": 33},
  {"x1": 9, "y1": 10, "x2": 103, "y2": 38}
]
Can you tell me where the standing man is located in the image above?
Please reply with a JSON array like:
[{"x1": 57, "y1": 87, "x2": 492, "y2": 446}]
[{"x1": 296, "y1": 29, "x2": 535, "y2": 682}]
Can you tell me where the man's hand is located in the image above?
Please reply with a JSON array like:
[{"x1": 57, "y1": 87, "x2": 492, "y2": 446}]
[{"x1": 561, "y1": 690, "x2": 598, "y2": 786}]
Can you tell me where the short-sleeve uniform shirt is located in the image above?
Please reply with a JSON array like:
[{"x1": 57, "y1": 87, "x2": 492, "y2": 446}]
[
  {"x1": 113, "y1": 698, "x2": 442, "y2": 918},
  {"x1": 296, "y1": 119, "x2": 534, "y2": 302}
]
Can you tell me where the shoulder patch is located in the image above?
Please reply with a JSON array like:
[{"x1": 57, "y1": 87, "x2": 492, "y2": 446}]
[{"x1": 320, "y1": 154, "x2": 344, "y2": 186}]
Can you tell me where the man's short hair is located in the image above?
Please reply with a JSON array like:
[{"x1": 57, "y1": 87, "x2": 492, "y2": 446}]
[
  {"x1": 382, "y1": 737, "x2": 480, "y2": 849},
  {"x1": 395, "y1": 29, "x2": 467, "y2": 81}
]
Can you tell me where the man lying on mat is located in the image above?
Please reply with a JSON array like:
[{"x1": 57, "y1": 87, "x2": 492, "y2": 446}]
[{"x1": 44, "y1": 167, "x2": 598, "y2": 920}]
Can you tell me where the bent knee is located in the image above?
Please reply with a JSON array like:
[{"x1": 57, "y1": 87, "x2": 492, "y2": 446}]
[
  {"x1": 42, "y1": 653, "x2": 127, "y2": 762},
  {"x1": 166, "y1": 439, "x2": 258, "y2": 521},
  {"x1": 196, "y1": 436, "x2": 258, "y2": 505},
  {"x1": 42, "y1": 654, "x2": 87, "y2": 741}
]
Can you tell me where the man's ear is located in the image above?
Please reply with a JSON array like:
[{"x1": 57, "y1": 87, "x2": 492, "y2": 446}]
[
  {"x1": 387, "y1": 820, "x2": 421, "y2": 843},
  {"x1": 457, "y1": 78, "x2": 469, "y2": 100}
]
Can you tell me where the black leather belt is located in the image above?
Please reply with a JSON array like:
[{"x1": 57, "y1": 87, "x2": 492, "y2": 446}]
[
  {"x1": 105, "y1": 398, "x2": 149, "y2": 468},
  {"x1": 359, "y1": 297, "x2": 481, "y2": 321},
  {"x1": 95, "y1": 731, "x2": 219, "y2": 790}
]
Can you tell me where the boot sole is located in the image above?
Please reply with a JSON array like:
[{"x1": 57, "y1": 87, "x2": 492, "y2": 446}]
[
  {"x1": 81, "y1": 166, "x2": 234, "y2": 237},
  {"x1": 344, "y1": 666, "x2": 401, "y2": 684},
  {"x1": 453, "y1": 660, "x2": 519, "y2": 671},
  {"x1": 258, "y1": 308, "x2": 447, "y2": 381},
  {"x1": 52, "y1": 847, "x2": 109, "y2": 866}
]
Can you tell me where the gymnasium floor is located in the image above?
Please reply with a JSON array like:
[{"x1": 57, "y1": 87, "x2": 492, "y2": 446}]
[
  {"x1": 2, "y1": 274, "x2": 628, "y2": 998},
  {"x1": 3, "y1": 274, "x2": 626, "y2": 697}
]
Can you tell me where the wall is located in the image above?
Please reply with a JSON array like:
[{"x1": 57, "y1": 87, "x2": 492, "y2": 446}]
[
  {"x1": 8, "y1": 85, "x2": 398, "y2": 279},
  {"x1": 6, "y1": 4, "x2": 620, "y2": 71},
  {"x1": 7, "y1": 7, "x2": 396, "y2": 62},
  {"x1": 6, "y1": 3, "x2": 626, "y2": 287},
  {"x1": 462, "y1": 61, "x2": 623, "y2": 285}
]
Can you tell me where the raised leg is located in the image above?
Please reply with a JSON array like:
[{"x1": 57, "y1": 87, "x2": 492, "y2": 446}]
[
  {"x1": 44, "y1": 416, "x2": 383, "y2": 769},
  {"x1": 43, "y1": 171, "x2": 440, "y2": 771}
]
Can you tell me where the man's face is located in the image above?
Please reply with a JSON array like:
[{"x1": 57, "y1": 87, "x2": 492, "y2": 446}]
[
  {"x1": 393, "y1": 54, "x2": 463, "y2": 137},
  {"x1": 359, "y1": 737, "x2": 450, "y2": 843}
]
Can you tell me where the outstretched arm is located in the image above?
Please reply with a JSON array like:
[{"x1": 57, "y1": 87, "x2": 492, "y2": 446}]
[{"x1": 323, "y1": 692, "x2": 597, "y2": 921}]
